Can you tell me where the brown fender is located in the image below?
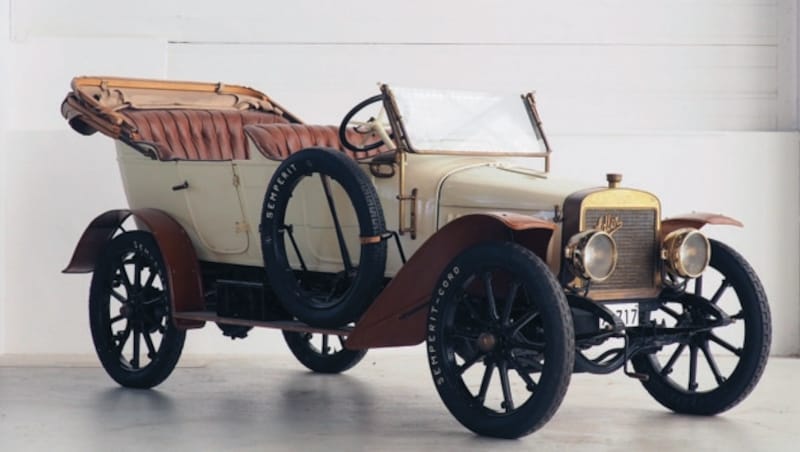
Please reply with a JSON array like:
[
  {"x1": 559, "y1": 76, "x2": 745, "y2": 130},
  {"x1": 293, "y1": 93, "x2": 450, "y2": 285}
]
[
  {"x1": 64, "y1": 208, "x2": 205, "y2": 329},
  {"x1": 661, "y1": 212, "x2": 743, "y2": 238},
  {"x1": 345, "y1": 212, "x2": 555, "y2": 350}
]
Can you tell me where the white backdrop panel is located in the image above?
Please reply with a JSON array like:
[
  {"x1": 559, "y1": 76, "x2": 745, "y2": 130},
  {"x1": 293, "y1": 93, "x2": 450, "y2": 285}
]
[
  {"x1": 168, "y1": 43, "x2": 778, "y2": 131},
  {"x1": 11, "y1": 0, "x2": 777, "y2": 45}
]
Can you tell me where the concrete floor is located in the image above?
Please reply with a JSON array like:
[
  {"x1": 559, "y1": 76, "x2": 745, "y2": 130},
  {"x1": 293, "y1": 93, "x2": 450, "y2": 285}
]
[{"x1": 0, "y1": 353, "x2": 797, "y2": 451}]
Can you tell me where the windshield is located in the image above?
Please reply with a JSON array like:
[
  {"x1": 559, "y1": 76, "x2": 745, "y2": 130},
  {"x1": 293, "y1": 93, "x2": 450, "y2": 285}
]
[{"x1": 386, "y1": 86, "x2": 548, "y2": 155}]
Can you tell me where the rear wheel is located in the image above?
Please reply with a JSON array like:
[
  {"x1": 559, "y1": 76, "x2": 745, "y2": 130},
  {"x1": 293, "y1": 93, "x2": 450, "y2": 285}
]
[
  {"x1": 631, "y1": 240, "x2": 771, "y2": 414},
  {"x1": 89, "y1": 231, "x2": 185, "y2": 388},
  {"x1": 283, "y1": 330, "x2": 366, "y2": 373},
  {"x1": 427, "y1": 242, "x2": 574, "y2": 438}
]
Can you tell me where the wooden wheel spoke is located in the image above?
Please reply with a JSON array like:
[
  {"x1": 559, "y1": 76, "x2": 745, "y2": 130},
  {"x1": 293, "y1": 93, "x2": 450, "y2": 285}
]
[
  {"x1": 133, "y1": 257, "x2": 142, "y2": 288},
  {"x1": 710, "y1": 280, "x2": 730, "y2": 305},
  {"x1": 501, "y1": 282, "x2": 520, "y2": 326},
  {"x1": 118, "y1": 265, "x2": 133, "y2": 291},
  {"x1": 458, "y1": 352, "x2": 485, "y2": 376},
  {"x1": 321, "y1": 335, "x2": 330, "y2": 355},
  {"x1": 131, "y1": 328, "x2": 141, "y2": 369},
  {"x1": 143, "y1": 331, "x2": 157, "y2": 360},
  {"x1": 475, "y1": 362, "x2": 495, "y2": 404},
  {"x1": 660, "y1": 343, "x2": 687, "y2": 376},
  {"x1": 109, "y1": 314, "x2": 125, "y2": 325},
  {"x1": 700, "y1": 341, "x2": 726, "y2": 385},
  {"x1": 482, "y1": 272, "x2": 499, "y2": 321},
  {"x1": 110, "y1": 289, "x2": 128, "y2": 304},
  {"x1": 509, "y1": 337, "x2": 545, "y2": 352},
  {"x1": 509, "y1": 357, "x2": 538, "y2": 391},
  {"x1": 688, "y1": 344, "x2": 699, "y2": 392},
  {"x1": 115, "y1": 325, "x2": 132, "y2": 353},
  {"x1": 709, "y1": 333, "x2": 742, "y2": 356},
  {"x1": 510, "y1": 311, "x2": 539, "y2": 336},
  {"x1": 143, "y1": 270, "x2": 158, "y2": 290},
  {"x1": 498, "y1": 362, "x2": 515, "y2": 412}
]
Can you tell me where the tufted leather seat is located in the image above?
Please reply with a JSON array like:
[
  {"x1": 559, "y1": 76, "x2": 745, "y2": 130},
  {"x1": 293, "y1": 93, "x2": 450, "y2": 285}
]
[
  {"x1": 244, "y1": 123, "x2": 391, "y2": 161},
  {"x1": 124, "y1": 109, "x2": 291, "y2": 161}
]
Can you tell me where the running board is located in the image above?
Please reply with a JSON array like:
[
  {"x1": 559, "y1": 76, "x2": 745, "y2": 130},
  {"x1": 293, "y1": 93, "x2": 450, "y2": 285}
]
[{"x1": 173, "y1": 311, "x2": 353, "y2": 336}]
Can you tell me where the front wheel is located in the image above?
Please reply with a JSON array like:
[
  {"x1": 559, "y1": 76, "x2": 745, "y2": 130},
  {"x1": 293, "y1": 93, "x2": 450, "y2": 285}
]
[
  {"x1": 631, "y1": 240, "x2": 771, "y2": 415},
  {"x1": 427, "y1": 242, "x2": 574, "y2": 438},
  {"x1": 89, "y1": 231, "x2": 186, "y2": 388}
]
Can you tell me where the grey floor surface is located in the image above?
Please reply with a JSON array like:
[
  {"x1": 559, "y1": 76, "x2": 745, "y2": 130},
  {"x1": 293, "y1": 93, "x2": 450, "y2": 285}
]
[{"x1": 1, "y1": 353, "x2": 798, "y2": 451}]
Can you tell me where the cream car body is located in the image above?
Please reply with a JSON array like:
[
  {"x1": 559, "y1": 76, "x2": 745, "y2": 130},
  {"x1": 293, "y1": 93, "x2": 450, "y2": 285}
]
[{"x1": 117, "y1": 139, "x2": 583, "y2": 276}]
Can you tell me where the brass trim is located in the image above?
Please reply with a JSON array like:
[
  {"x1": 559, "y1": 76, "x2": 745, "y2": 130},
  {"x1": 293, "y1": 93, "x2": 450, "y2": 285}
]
[
  {"x1": 566, "y1": 188, "x2": 662, "y2": 298},
  {"x1": 661, "y1": 228, "x2": 711, "y2": 278},
  {"x1": 360, "y1": 235, "x2": 383, "y2": 245}
]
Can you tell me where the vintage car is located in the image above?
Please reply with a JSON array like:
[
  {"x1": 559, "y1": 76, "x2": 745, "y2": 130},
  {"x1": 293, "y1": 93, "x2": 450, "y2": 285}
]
[{"x1": 61, "y1": 76, "x2": 771, "y2": 439}]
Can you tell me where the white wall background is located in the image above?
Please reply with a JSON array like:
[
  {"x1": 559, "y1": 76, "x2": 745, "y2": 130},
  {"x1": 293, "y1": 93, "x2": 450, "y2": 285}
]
[{"x1": 0, "y1": 0, "x2": 798, "y2": 356}]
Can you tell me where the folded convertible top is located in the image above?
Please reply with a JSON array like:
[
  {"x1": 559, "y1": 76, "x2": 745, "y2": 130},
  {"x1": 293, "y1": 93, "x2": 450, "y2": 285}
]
[{"x1": 61, "y1": 76, "x2": 301, "y2": 140}]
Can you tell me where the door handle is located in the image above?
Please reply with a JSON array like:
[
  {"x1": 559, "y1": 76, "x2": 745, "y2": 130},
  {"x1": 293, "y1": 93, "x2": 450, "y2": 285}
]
[{"x1": 172, "y1": 181, "x2": 189, "y2": 191}]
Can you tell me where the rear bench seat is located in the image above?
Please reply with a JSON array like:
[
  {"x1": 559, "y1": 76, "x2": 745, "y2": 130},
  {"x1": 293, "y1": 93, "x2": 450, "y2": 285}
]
[{"x1": 124, "y1": 109, "x2": 291, "y2": 161}]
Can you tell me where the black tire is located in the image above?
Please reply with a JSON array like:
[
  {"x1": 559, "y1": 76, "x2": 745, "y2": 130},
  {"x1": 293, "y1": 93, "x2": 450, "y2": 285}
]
[
  {"x1": 427, "y1": 242, "x2": 574, "y2": 439},
  {"x1": 89, "y1": 231, "x2": 186, "y2": 389},
  {"x1": 283, "y1": 331, "x2": 367, "y2": 373},
  {"x1": 261, "y1": 147, "x2": 387, "y2": 327},
  {"x1": 631, "y1": 240, "x2": 771, "y2": 415}
]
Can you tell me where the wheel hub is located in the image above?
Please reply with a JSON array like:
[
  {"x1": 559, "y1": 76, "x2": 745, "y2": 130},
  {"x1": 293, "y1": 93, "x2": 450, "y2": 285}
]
[{"x1": 477, "y1": 333, "x2": 498, "y2": 352}]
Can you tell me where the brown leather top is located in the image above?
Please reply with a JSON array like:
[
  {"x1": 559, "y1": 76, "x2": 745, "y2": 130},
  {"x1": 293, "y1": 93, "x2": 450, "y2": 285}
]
[
  {"x1": 125, "y1": 109, "x2": 290, "y2": 161},
  {"x1": 61, "y1": 76, "x2": 303, "y2": 161},
  {"x1": 244, "y1": 123, "x2": 391, "y2": 161}
]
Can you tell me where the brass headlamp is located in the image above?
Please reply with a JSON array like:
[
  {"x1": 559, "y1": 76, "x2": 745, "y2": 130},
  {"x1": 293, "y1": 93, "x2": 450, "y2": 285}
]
[
  {"x1": 661, "y1": 228, "x2": 711, "y2": 278},
  {"x1": 565, "y1": 230, "x2": 618, "y2": 282}
]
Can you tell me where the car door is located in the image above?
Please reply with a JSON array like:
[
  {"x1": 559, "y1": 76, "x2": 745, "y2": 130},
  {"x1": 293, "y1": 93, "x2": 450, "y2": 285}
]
[{"x1": 176, "y1": 161, "x2": 249, "y2": 255}]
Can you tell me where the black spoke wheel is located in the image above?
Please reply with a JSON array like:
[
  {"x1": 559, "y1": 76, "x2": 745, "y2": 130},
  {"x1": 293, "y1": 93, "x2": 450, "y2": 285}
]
[
  {"x1": 427, "y1": 242, "x2": 574, "y2": 439},
  {"x1": 631, "y1": 240, "x2": 771, "y2": 415},
  {"x1": 261, "y1": 147, "x2": 387, "y2": 327},
  {"x1": 89, "y1": 231, "x2": 186, "y2": 388},
  {"x1": 283, "y1": 330, "x2": 367, "y2": 374}
]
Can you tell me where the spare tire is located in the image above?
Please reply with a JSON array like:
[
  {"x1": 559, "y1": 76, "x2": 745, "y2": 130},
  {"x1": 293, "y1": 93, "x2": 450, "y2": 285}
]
[{"x1": 260, "y1": 147, "x2": 387, "y2": 327}]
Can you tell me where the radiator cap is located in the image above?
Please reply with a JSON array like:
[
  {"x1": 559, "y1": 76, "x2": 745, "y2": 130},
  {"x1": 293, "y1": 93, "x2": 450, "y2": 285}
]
[{"x1": 607, "y1": 173, "x2": 622, "y2": 188}]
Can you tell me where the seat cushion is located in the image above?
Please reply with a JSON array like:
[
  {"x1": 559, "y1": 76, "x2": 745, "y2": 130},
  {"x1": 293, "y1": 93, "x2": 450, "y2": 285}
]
[
  {"x1": 244, "y1": 123, "x2": 391, "y2": 161},
  {"x1": 125, "y1": 109, "x2": 291, "y2": 161}
]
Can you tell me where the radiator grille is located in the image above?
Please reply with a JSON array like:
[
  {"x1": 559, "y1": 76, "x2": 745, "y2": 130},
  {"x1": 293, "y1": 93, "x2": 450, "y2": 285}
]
[{"x1": 583, "y1": 209, "x2": 657, "y2": 291}]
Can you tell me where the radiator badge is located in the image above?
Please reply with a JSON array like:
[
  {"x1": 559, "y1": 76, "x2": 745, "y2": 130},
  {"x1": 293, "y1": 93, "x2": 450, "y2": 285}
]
[{"x1": 595, "y1": 215, "x2": 623, "y2": 236}]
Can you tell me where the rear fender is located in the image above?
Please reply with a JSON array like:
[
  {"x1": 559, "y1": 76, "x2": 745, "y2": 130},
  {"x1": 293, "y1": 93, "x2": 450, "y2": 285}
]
[
  {"x1": 661, "y1": 212, "x2": 743, "y2": 238},
  {"x1": 345, "y1": 212, "x2": 556, "y2": 350},
  {"x1": 64, "y1": 208, "x2": 205, "y2": 329}
]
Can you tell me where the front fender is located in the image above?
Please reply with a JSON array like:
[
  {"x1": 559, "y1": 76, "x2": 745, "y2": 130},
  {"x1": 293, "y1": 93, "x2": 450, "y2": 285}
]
[
  {"x1": 64, "y1": 208, "x2": 205, "y2": 329},
  {"x1": 662, "y1": 212, "x2": 743, "y2": 237},
  {"x1": 345, "y1": 212, "x2": 556, "y2": 350}
]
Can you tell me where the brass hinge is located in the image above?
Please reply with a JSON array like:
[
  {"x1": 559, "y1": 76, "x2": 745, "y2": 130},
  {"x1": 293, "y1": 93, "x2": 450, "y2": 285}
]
[{"x1": 235, "y1": 221, "x2": 250, "y2": 233}]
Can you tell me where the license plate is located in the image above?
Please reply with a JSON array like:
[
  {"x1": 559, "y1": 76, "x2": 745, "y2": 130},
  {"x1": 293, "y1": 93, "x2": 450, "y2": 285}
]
[{"x1": 599, "y1": 302, "x2": 640, "y2": 328}]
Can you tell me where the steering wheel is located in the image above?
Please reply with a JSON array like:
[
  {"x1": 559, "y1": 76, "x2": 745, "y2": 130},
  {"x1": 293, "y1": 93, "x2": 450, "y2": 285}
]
[{"x1": 338, "y1": 94, "x2": 394, "y2": 153}]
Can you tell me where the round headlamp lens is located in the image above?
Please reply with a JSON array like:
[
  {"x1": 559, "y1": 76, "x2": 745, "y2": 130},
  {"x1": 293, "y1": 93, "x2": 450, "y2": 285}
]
[
  {"x1": 679, "y1": 232, "x2": 710, "y2": 277},
  {"x1": 566, "y1": 230, "x2": 618, "y2": 282},
  {"x1": 585, "y1": 233, "x2": 617, "y2": 281},
  {"x1": 662, "y1": 228, "x2": 711, "y2": 278}
]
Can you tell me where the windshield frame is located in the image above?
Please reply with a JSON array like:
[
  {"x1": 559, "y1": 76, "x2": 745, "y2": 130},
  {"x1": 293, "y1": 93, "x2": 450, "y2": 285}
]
[{"x1": 380, "y1": 84, "x2": 552, "y2": 172}]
